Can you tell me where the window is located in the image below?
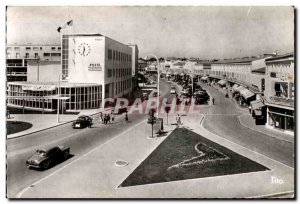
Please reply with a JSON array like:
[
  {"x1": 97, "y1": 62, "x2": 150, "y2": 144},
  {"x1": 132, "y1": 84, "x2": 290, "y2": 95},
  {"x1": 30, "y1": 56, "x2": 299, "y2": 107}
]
[
  {"x1": 274, "y1": 82, "x2": 288, "y2": 98},
  {"x1": 26, "y1": 47, "x2": 31, "y2": 51},
  {"x1": 25, "y1": 53, "x2": 29, "y2": 58},
  {"x1": 108, "y1": 49, "x2": 112, "y2": 60},
  {"x1": 16, "y1": 53, "x2": 20, "y2": 59},
  {"x1": 7, "y1": 53, "x2": 11, "y2": 59},
  {"x1": 35, "y1": 53, "x2": 39, "y2": 58},
  {"x1": 58, "y1": 47, "x2": 61, "y2": 51},
  {"x1": 14, "y1": 47, "x2": 20, "y2": 51},
  {"x1": 107, "y1": 69, "x2": 112, "y2": 78},
  {"x1": 33, "y1": 47, "x2": 39, "y2": 51},
  {"x1": 40, "y1": 47, "x2": 43, "y2": 50},
  {"x1": 51, "y1": 47, "x2": 56, "y2": 51},
  {"x1": 51, "y1": 53, "x2": 61, "y2": 56},
  {"x1": 7, "y1": 47, "x2": 12, "y2": 51},
  {"x1": 270, "y1": 72, "x2": 276, "y2": 78},
  {"x1": 44, "y1": 53, "x2": 51, "y2": 56}
]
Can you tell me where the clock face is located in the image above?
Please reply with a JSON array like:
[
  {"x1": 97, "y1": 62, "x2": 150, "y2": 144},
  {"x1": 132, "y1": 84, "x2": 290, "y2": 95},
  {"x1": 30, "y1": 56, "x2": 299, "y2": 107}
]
[{"x1": 77, "y1": 43, "x2": 91, "y2": 57}]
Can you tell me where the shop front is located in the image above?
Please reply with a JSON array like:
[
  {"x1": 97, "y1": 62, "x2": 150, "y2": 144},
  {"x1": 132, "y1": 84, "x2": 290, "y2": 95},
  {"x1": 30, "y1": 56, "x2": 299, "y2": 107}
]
[{"x1": 266, "y1": 105, "x2": 294, "y2": 134}]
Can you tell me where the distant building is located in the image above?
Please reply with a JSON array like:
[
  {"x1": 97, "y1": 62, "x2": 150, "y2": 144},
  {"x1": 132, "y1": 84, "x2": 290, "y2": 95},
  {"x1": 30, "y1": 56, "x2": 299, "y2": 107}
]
[{"x1": 6, "y1": 44, "x2": 61, "y2": 81}]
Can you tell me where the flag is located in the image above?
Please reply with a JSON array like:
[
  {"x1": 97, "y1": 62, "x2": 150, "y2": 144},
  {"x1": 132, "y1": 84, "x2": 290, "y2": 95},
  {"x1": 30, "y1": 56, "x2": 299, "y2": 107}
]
[{"x1": 57, "y1": 20, "x2": 73, "y2": 33}]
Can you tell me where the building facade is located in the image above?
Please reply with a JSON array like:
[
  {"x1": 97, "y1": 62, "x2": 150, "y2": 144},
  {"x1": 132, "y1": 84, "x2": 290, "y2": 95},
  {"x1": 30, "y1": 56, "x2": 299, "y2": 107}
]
[
  {"x1": 264, "y1": 53, "x2": 294, "y2": 134},
  {"x1": 7, "y1": 33, "x2": 134, "y2": 112},
  {"x1": 6, "y1": 44, "x2": 61, "y2": 81}
]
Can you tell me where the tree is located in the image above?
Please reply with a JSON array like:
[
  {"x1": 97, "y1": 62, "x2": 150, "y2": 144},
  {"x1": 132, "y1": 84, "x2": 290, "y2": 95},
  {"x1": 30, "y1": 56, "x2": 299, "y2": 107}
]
[{"x1": 147, "y1": 109, "x2": 157, "y2": 138}]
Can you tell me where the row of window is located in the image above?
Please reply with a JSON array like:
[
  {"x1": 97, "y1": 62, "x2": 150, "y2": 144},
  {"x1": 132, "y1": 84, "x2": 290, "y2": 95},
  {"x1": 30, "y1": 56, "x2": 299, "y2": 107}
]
[
  {"x1": 116, "y1": 79, "x2": 131, "y2": 95},
  {"x1": 108, "y1": 49, "x2": 131, "y2": 62},
  {"x1": 7, "y1": 52, "x2": 61, "y2": 59},
  {"x1": 107, "y1": 68, "x2": 132, "y2": 78},
  {"x1": 7, "y1": 46, "x2": 61, "y2": 51}
]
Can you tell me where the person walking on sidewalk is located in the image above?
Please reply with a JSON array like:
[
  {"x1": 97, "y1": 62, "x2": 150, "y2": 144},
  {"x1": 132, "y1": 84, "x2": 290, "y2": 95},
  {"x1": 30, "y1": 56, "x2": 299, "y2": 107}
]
[
  {"x1": 99, "y1": 112, "x2": 103, "y2": 124},
  {"x1": 249, "y1": 105, "x2": 252, "y2": 114},
  {"x1": 176, "y1": 114, "x2": 181, "y2": 126},
  {"x1": 111, "y1": 114, "x2": 115, "y2": 123},
  {"x1": 107, "y1": 114, "x2": 111, "y2": 124},
  {"x1": 212, "y1": 97, "x2": 215, "y2": 105},
  {"x1": 6, "y1": 110, "x2": 10, "y2": 119},
  {"x1": 125, "y1": 112, "x2": 128, "y2": 122}
]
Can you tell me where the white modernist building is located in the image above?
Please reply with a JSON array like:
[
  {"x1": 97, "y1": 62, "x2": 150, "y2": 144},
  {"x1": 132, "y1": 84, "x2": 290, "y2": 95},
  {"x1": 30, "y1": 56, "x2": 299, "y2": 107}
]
[{"x1": 7, "y1": 33, "x2": 134, "y2": 112}]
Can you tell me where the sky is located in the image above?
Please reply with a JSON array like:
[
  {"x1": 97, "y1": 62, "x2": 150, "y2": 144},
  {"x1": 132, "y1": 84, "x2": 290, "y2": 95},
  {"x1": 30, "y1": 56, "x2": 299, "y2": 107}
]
[{"x1": 6, "y1": 6, "x2": 294, "y2": 59}]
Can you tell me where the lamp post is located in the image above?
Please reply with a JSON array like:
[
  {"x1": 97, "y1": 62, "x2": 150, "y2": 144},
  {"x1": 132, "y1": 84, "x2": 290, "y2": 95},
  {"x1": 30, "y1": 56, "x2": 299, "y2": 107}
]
[
  {"x1": 36, "y1": 56, "x2": 40, "y2": 81},
  {"x1": 146, "y1": 54, "x2": 160, "y2": 118},
  {"x1": 57, "y1": 74, "x2": 60, "y2": 123}
]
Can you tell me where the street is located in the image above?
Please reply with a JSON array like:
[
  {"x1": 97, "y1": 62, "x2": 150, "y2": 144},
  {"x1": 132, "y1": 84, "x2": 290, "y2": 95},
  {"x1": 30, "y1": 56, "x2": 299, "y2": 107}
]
[{"x1": 6, "y1": 79, "x2": 294, "y2": 198}]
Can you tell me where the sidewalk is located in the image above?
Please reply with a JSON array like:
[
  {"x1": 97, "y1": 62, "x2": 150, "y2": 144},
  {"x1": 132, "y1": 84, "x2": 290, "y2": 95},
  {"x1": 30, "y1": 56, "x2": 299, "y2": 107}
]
[
  {"x1": 238, "y1": 114, "x2": 294, "y2": 143},
  {"x1": 6, "y1": 108, "x2": 111, "y2": 139},
  {"x1": 205, "y1": 82, "x2": 295, "y2": 143},
  {"x1": 18, "y1": 113, "x2": 293, "y2": 198}
]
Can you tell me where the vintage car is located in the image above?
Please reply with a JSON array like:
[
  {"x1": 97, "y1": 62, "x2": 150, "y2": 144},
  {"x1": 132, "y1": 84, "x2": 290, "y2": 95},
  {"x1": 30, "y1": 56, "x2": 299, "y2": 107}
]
[
  {"x1": 26, "y1": 146, "x2": 70, "y2": 169},
  {"x1": 170, "y1": 87, "x2": 176, "y2": 94},
  {"x1": 72, "y1": 115, "x2": 93, "y2": 129}
]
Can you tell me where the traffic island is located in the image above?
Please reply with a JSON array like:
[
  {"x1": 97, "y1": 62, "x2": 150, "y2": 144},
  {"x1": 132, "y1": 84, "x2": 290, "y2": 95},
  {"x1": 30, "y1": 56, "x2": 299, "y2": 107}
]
[
  {"x1": 119, "y1": 127, "x2": 269, "y2": 187},
  {"x1": 6, "y1": 121, "x2": 33, "y2": 135}
]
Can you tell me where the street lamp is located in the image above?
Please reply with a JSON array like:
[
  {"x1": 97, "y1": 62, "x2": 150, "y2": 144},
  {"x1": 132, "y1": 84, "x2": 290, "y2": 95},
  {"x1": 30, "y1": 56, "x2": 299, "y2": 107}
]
[
  {"x1": 146, "y1": 54, "x2": 161, "y2": 118},
  {"x1": 36, "y1": 56, "x2": 40, "y2": 81}
]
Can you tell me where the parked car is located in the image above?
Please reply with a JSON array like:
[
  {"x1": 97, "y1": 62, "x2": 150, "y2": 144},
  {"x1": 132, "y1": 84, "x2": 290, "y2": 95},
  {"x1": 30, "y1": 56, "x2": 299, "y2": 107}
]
[
  {"x1": 72, "y1": 115, "x2": 93, "y2": 129},
  {"x1": 26, "y1": 146, "x2": 70, "y2": 170},
  {"x1": 170, "y1": 89, "x2": 176, "y2": 94}
]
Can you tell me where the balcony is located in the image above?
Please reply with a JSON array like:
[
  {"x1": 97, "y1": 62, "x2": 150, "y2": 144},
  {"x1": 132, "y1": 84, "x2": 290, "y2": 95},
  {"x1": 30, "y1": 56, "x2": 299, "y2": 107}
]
[
  {"x1": 265, "y1": 96, "x2": 294, "y2": 108},
  {"x1": 7, "y1": 72, "x2": 27, "y2": 76}
]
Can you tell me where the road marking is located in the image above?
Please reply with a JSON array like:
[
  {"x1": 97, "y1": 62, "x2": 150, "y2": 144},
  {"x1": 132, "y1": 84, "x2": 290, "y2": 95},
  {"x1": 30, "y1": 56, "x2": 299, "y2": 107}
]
[
  {"x1": 200, "y1": 115, "x2": 294, "y2": 170},
  {"x1": 15, "y1": 118, "x2": 147, "y2": 198}
]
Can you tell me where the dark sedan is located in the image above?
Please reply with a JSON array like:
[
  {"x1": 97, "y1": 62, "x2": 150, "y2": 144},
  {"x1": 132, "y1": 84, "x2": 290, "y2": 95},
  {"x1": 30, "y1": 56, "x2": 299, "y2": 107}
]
[
  {"x1": 26, "y1": 146, "x2": 70, "y2": 170},
  {"x1": 72, "y1": 115, "x2": 93, "y2": 129}
]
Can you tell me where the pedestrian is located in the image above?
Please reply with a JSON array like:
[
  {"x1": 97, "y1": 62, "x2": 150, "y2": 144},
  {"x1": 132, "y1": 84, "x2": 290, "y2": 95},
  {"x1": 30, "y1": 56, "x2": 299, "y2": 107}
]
[
  {"x1": 103, "y1": 114, "x2": 107, "y2": 124},
  {"x1": 111, "y1": 114, "x2": 115, "y2": 123},
  {"x1": 107, "y1": 114, "x2": 111, "y2": 123},
  {"x1": 99, "y1": 112, "x2": 103, "y2": 124},
  {"x1": 212, "y1": 97, "x2": 215, "y2": 105},
  {"x1": 249, "y1": 105, "x2": 252, "y2": 114},
  {"x1": 176, "y1": 114, "x2": 181, "y2": 126},
  {"x1": 125, "y1": 112, "x2": 128, "y2": 122},
  {"x1": 6, "y1": 110, "x2": 10, "y2": 119}
]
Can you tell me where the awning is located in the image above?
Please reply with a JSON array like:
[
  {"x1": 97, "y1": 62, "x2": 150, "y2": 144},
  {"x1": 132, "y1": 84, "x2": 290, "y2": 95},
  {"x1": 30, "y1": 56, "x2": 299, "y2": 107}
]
[
  {"x1": 254, "y1": 109, "x2": 262, "y2": 116},
  {"x1": 232, "y1": 84, "x2": 239, "y2": 91},
  {"x1": 235, "y1": 86, "x2": 247, "y2": 93},
  {"x1": 201, "y1": 76, "x2": 208, "y2": 80},
  {"x1": 240, "y1": 89, "x2": 255, "y2": 99},
  {"x1": 251, "y1": 100, "x2": 265, "y2": 110},
  {"x1": 218, "y1": 79, "x2": 227, "y2": 86},
  {"x1": 22, "y1": 84, "x2": 56, "y2": 91}
]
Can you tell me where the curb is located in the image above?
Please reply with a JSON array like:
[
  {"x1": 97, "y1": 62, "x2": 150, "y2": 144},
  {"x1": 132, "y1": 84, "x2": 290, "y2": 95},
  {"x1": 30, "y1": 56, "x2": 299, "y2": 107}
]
[
  {"x1": 7, "y1": 108, "x2": 112, "y2": 140},
  {"x1": 237, "y1": 115, "x2": 293, "y2": 144}
]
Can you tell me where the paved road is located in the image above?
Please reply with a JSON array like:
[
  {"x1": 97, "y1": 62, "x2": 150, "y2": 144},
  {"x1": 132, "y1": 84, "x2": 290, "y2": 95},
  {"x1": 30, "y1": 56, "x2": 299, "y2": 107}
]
[
  {"x1": 6, "y1": 79, "x2": 172, "y2": 198},
  {"x1": 200, "y1": 83, "x2": 294, "y2": 167}
]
